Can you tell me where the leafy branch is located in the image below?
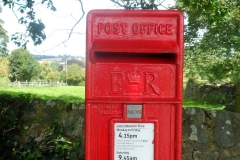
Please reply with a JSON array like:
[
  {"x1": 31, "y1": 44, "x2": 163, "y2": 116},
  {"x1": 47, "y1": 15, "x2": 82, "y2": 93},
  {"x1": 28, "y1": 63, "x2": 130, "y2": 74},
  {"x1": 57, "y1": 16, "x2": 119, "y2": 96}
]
[
  {"x1": 110, "y1": 0, "x2": 169, "y2": 10},
  {"x1": 1, "y1": 0, "x2": 85, "y2": 50},
  {"x1": 35, "y1": 0, "x2": 85, "y2": 53}
]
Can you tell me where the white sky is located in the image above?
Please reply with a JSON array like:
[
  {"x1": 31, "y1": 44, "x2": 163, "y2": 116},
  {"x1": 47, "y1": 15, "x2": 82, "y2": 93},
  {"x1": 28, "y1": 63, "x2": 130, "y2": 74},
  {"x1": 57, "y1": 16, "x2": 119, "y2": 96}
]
[{"x1": 0, "y1": 0, "x2": 175, "y2": 57}]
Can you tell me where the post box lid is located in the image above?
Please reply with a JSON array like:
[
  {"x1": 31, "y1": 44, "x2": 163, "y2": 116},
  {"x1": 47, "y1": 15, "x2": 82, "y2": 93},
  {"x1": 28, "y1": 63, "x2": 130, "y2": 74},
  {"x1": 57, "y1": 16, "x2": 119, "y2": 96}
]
[{"x1": 86, "y1": 10, "x2": 184, "y2": 54}]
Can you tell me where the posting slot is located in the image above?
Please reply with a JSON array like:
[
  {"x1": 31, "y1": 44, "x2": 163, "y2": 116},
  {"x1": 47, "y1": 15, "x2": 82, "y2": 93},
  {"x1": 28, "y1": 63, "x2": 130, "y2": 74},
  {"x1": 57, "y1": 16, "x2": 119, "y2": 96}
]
[{"x1": 94, "y1": 52, "x2": 177, "y2": 64}]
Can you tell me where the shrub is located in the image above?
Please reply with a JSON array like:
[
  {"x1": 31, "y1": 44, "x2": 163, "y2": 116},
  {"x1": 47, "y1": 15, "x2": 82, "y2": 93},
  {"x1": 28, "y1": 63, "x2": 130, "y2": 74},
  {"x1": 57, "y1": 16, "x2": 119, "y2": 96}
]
[
  {"x1": 79, "y1": 81, "x2": 85, "y2": 86},
  {"x1": 184, "y1": 80, "x2": 235, "y2": 111},
  {"x1": 0, "y1": 94, "x2": 84, "y2": 159},
  {"x1": 66, "y1": 64, "x2": 84, "y2": 86}
]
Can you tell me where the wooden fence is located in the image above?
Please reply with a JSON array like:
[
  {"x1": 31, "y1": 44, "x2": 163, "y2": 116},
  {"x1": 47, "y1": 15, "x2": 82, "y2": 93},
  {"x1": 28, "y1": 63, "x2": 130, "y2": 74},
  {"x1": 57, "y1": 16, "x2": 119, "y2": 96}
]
[{"x1": 9, "y1": 81, "x2": 67, "y2": 88}]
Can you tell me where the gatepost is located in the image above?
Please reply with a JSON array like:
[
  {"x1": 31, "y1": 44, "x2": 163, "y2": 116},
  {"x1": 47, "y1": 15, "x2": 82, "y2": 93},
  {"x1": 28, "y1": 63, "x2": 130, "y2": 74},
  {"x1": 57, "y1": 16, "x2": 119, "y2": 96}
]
[{"x1": 85, "y1": 10, "x2": 184, "y2": 160}]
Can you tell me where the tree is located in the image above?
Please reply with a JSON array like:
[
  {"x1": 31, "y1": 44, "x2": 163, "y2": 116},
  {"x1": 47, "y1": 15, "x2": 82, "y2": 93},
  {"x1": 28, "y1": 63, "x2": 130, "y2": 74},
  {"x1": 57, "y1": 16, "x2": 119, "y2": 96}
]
[
  {"x1": 0, "y1": 56, "x2": 9, "y2": 86},
  {"x1": 46, "y1": 71, "x2": 60, "y2": 82},
  {"x1": 8, "y1": 48, "x2": 39, "y2": 81},
  {"x1": 39, "y1": 61, "x2": 52, "y2": 81},
  {"x1": 174, "y1": 0, "x2": 240, "y2": 80},
  {"x1": 175, "y1": 0, "x2": 240, "y2": 111},
  {"x1": 0, "y1": 6, "x2": 9, "y2": 56},
  {"x1": 50, "y1": 61, "x2": 61, "y2": 72},
  {"x1": 0, "y1": 56, "x2": 9, "y2": 77},
  {"x1": 66, "y1": 64, "x2": 84, "y2": 86},
  {"x1": 59, "y1": 70, "x2": 66, "y2": 83}
]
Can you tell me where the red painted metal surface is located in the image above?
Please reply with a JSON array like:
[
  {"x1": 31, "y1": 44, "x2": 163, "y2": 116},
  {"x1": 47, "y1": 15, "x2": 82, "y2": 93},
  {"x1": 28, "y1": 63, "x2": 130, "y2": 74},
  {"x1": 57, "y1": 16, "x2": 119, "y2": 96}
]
[{"x1": 85, "y1": 10, "x2": 184, "y2": 160}]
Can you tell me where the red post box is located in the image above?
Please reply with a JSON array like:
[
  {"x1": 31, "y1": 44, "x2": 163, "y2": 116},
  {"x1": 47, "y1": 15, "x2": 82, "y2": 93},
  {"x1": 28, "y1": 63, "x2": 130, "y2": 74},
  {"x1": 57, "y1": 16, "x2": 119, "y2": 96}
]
[{"x1": 85, "y1": 10, "x2": 184, "y2": 160}]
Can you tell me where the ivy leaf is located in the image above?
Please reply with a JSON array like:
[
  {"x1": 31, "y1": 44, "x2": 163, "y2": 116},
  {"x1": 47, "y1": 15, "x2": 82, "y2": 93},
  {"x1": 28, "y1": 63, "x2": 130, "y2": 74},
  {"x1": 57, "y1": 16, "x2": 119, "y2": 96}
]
[
  {"x1": 24, "y1": 125, "x2": 29, "y2": 130},
  {"x1": 21, "y1": 151, "x2": 27, "y2": 157}
]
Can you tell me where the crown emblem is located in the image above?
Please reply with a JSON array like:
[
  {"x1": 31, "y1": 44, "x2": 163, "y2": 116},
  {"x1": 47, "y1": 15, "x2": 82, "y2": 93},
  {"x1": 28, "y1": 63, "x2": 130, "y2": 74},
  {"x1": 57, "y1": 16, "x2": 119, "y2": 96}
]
[{"x1": 127, "y1": 67, "x2": 142, "y2": 84}]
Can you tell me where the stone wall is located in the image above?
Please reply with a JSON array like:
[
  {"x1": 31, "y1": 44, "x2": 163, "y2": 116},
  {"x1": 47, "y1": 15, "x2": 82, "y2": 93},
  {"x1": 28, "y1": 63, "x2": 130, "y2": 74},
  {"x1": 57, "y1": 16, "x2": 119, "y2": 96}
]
[
  {"x1": 183, "y1": 108, "x2": 240, "y2": 160},
  {"x1": 22, "y1": 99, "x2": 85, "y2": 140},
  {"x1": 16, "y1": 99, "x2": 240, "y2": 159}
]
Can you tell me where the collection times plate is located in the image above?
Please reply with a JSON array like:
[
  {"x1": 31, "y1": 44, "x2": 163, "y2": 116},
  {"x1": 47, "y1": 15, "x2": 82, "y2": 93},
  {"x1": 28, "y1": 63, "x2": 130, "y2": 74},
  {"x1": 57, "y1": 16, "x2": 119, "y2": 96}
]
[{"x1": 114, "y1": 123, "x2": 154, "y2": 160}]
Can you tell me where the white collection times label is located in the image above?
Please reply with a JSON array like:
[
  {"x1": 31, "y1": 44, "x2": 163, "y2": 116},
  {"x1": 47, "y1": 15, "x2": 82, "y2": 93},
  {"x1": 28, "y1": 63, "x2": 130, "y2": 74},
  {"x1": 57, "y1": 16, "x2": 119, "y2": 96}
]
[{"x1": 114, "y1": 123, "x2": 154, "y2": 160}]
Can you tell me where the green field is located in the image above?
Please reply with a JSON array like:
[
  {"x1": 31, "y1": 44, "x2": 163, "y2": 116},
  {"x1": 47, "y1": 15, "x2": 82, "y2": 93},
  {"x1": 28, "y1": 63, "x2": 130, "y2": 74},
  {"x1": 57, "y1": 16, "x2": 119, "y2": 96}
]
[{"x1": 0, "y1": 86, "x2": 85, "y2": 103}]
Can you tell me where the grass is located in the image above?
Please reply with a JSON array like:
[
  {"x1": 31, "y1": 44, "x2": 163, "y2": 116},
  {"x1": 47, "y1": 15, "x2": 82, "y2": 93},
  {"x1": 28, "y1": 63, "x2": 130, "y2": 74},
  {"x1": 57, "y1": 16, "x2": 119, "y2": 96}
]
[
  {"x1": 183, "y1": 99, "x2": 225, "y2": 110},
  {"x1": 0, "y1": 86, "x2": 85, "y2": 103},
  {"x1": 0, "y1": 85, "x2": 225, "y2": 110},
  {"x1": 182, "y1": 79, "x2": 225, "y2": 110}
]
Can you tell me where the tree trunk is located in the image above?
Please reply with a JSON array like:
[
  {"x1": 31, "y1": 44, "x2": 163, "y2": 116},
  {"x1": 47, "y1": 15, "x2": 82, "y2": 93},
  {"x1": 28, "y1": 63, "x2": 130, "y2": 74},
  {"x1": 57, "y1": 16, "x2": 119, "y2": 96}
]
[{"x1": 235, "y1": 82, "x2": 240, "y2": 113}]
